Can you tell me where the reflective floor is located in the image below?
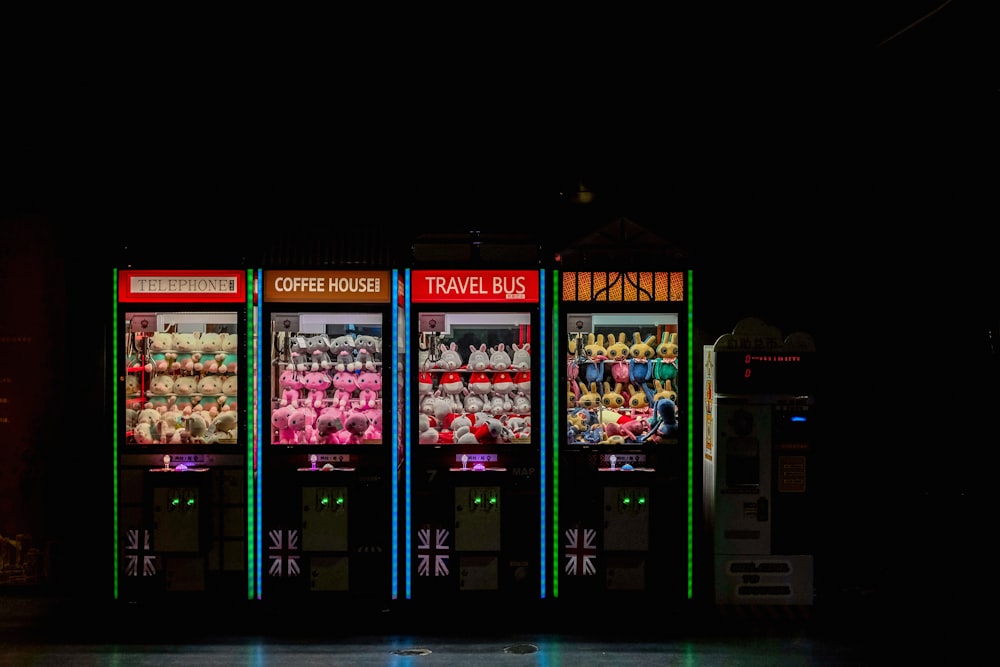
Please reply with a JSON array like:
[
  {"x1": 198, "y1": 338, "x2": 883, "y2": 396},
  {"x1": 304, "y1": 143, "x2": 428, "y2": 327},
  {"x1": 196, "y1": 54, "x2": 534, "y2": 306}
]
[{"x1": 0, "y1": 592, "x2": 966, "y2": 666}]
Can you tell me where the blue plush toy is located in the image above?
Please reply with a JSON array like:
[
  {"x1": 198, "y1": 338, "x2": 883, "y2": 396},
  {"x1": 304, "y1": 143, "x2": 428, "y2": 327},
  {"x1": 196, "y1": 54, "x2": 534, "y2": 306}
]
[{"x1": 640, "y1": 398, "x2": 679, "y2": 442}]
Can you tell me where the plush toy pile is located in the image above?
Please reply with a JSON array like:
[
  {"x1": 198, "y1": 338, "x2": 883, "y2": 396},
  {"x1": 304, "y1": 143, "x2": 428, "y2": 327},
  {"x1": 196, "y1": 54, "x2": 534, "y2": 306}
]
[
  {"x1": 271, "y1": 331, "x2": 383, "y2": 444},
  {"x1": 126, "y1": 329, "x2": 239, "y2": 445},
  {"x1": 566, "y1": 330, "x2": 680, "y2": 444},
  {"x1": 418, "y1": 341, "x2": 532, "y2": 445}
]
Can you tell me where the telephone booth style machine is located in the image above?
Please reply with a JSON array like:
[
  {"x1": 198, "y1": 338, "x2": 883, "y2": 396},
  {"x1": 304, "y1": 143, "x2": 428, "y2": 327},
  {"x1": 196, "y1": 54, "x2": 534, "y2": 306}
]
[
  {"x1": 556, "y1": 270, "x2": 693, "y2": 605},
  {"x1": 405, "y1": 269, "x2": 548, "y2": 604},
  {"x1": 259, "y1": 270, "x2": 403, "y2": 606},
  {"x1": 703, "y1": 317, "x2": 816, "y2": 607},
  {"x1": 114, "y1": 269, "x2": 254, "y2": 601}
]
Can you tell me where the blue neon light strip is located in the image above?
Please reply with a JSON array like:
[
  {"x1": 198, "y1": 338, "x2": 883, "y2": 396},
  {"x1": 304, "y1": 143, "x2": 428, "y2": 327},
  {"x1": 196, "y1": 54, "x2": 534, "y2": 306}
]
[
  {"x1": 403, "y1": 269, "x2": 412, "y2": 600},
  {"x1": 255, "y1": 268, "x2": 263, "y2": 599},
  {"x1": 391, "y1": 269, "x2": 400, "y2": 600},
  {"x1": 538, "y1": 269, "x2": 547, "y2": 599}
]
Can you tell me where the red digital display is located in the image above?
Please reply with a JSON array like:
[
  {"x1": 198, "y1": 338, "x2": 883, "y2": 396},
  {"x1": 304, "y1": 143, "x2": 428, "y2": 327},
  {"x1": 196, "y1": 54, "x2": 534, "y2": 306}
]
[{"x1": 714, "y1": 350, "x2": 815, "y2": 395}]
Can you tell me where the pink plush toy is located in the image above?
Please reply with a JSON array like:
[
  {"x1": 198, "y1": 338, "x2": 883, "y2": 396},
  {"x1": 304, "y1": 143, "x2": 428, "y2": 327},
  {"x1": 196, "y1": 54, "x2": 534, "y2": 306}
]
[
  {"x1": 314, "y1": 407, "x2": 343, "y2": 444},
  {"x1": 331, "y1": 371, "x2": 357, "y2": 411},
  {"x1": 336, "y1": 411, "x2": 370, "y2": 444},
  {"x1": 356, "y1": 370, "x2": 382, "y2": 410},
  {"x1": 279, "y1": 369, "x2": 302, "y2": 407},
  {"x1": 288, "y1": 406, "x2": 317, "y2": 444},
  {"x1": 301, "y1": 370, "x2": 331, "y2": 410},
  {"x1": 271, "y1": 404, "x2": 296, "y2": 443}
]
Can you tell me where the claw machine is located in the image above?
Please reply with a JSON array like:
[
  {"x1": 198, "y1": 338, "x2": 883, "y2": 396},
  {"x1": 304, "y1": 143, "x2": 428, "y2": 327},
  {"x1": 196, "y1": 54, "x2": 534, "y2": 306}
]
[
  {"x1": 114, "y1": 269, "x2": 254, "y2": 601},
  {"x1": 555, "y1": 269, "x2": 693, "y2": 606},
  {"x1": 703, "y1": 317, "x2": 816, "y2": 608},
  {"x1": 258, "y1": 270, "x2": 403, "y2": 608},
  {"x1": 405, "y1": 269, "x2": 548, "y2": 606}
]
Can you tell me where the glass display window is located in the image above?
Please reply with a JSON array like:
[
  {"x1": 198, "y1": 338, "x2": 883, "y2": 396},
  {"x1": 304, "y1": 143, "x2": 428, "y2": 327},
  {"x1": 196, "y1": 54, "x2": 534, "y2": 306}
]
[
  {"x1": 124, "y1": 311, "x2": 240, "y2": 445},
  {"x1": 417, "y1": 311, "x2": 532, "y2": 445},
  {"x1": 566, "y1": 312, "x2": 680, "y2": 446},
  {"x1": 269, "y1": 312, "x2": 384, "y2": 445}
]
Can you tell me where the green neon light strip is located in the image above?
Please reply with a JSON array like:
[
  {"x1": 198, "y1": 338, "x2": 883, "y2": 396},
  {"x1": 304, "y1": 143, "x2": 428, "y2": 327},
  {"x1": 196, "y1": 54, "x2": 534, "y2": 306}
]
[
  {"x1": 686, "y1": 269, "x2": 695, "y2": 599},
  {"x1": 245, "y1": 269, "x2": 255, "y2": 600},
  {"x1": 551, "y1": 270, "x2": 560, "y2": 598},
  {"x1": 112, "y1": 269, "x2": 120, "y2": 600}
]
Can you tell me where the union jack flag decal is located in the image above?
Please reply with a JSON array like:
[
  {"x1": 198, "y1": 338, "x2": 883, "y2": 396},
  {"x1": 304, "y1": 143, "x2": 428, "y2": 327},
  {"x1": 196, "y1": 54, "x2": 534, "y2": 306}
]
[
  {"x1": 416, "y1": 526, "x2": 449, "y2": 577},
  {"x1": 564, "y1": 527, "x2": 597, "y2": 576},
  {"x1": 125, "y1": 528, "x2": 157, "y2": 577},
  {"x1": 268, "y1": 528, "x2": 301, "y2": 577}
]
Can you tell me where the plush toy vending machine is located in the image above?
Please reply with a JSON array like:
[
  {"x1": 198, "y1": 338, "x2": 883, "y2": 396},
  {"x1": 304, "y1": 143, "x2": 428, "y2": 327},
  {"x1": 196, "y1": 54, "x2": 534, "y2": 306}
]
[
  {"x1": 114, "y1": 269, "x2": 254, "y2": 602},
  {"x1": 257, "y1": 269, "x2": 402, "y2": 609},
  {"x1": 703, "y1": 317, "x2": 816, "y2": 609},
  {"x1": 555, "y1": 270, "x2": 693, "y2": 609},
  {"x1": 405, "y1": 269, "x2": 548, "y2": 608}
]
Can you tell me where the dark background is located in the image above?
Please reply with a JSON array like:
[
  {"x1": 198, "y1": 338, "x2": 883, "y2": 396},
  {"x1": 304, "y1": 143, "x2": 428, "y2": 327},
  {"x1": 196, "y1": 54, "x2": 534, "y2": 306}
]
[{"x1": 2, "y1": 1, "x2": 996, "y2": 628}]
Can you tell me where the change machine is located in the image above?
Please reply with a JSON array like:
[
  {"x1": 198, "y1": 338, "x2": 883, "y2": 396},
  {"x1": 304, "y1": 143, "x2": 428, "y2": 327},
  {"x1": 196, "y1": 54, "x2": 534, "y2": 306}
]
[
  {"x1": 556, "y1": 270, "x2": 692, "y2": 604},
  {"x1": 259, "y1": 269, "x2": 403, "y2": 606},
  {"x1": 406, "y1": 269, "x2": 547, "y2": 604},
  {"x1": 703, "y1": 317, "x2": 816, "y2": 606},
  {"x1": 114, "y1": 269, "x2": 254, "y2": 601}
]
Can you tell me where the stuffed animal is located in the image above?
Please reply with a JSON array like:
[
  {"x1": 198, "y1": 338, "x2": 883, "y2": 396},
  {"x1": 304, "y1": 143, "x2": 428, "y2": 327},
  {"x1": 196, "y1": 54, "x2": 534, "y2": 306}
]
[
  {"x1": 601, "y1": 381, "x2": 626, "y2": 411},
  {"x1": 472, "y1": 416, "x2": 504, "y2": 444},
  {"x1": 641, "y1": 398, "x2": 679, "y2": 442},
  {"x1": 301, "y1": 334, "x2": 332, "y2": 372},
  {"x1": 418, "y1": 412, "x2": 440, "y2": 443},
  {"x1": 467, "y1": 344, "x2": 490, "y2": 371},
  {"x1": 336, "y1": 411, "x2": 370, "y2": 444},
  {"x1": 278, "y1": 369, "x2": 302, "y2": 407},
  {"x1": 363, "y1": 407, "x2": 382, "y2": 440},
  {"x1": 606, "y1": 333, "x2": 631, "y2": 384},
  {"x1": 186, "y1": 414, "x2": 208, "y2": 443},
  {"x1": 352, "y1": 334, "x2": 379, "y2": 372},
  {"x1": 438, "y1": 371, "x2": 465, "y2": 411},
  {"x1": 578, "y1": 382, "x2": 601, "y2": 410},
  {"x1": 463, "y1": 392, "x2": 485, "y2": 414},
  {"x1": 271, "y1": 404, "x2": 297, "y2": 443},
  {"x1": 288, "y1": 407, "x2": 316, "y2": 444},
  {"x1": 173, "y1": 332, "x2": 202, "y2": 373},
  {"x1": 488, "y1": 343, "x2": 512, "y2": 371},
  {"x1": 581, "y1": 333, "x2": 606, "y2": 385},
  {"x1": 145, "y1": 331, "x2": 176, "y2": 373},
  {"x1": 328, "y1": 334, "x2": 356, "y2": 372},
  {"x1": 331, "y1": 371, "x2": 357, "y2": 411},
  {"x1": 196, "y1": 374, "x2": 223, "y2": 397},
  {"x1": 220, "y1": 374, "x2": 239, "y2": 412},
  {"x1": 198, "y1": 332, "x2": 224, "y2": 373},
  {"x1": 356, "y1": 370, "x2": 382, "y2": 410},
  {"x1": 314, "y1": 407, "x2": 343, "y2": 444},
  {"x1": 514, "y1": 371, "x2": 531, "y2": 396},
  {"x1": 467, "y1": 371, "x2": 492, "y2": 397},
  {"x1": 418, "y1": 371, "x2": 434, "y2": 399},
  {"x1": 436, "y1": 342, "x2": 463, "y2": 371},
  {"x1": 301, "y1": 370, "x2": 332, "y2": 411},
  {"x1": 205, "y1": 411, "x2": 238, "y2": 443},
  {"x1": 652, "y1": 379, "x2": 678, "y2": 403},
  {"x1": 510, "y1": 343, "x2": 531, "y2": 371},
  {"x1": 628, "y1": 383, "x2": 650, "y2": 412},
  {"x1": 217, "y1": 333, "x2": 238, "y2": 374}
]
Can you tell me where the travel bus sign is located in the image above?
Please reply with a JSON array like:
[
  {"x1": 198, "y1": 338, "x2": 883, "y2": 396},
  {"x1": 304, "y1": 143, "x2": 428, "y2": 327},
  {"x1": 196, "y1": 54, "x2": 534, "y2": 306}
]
[
  {"x1": 119, "y1": 270, "x2": 246, "y2": 303},
  {"x1": 410, "y1": 270, "x2": 539, "y2": 303}
]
